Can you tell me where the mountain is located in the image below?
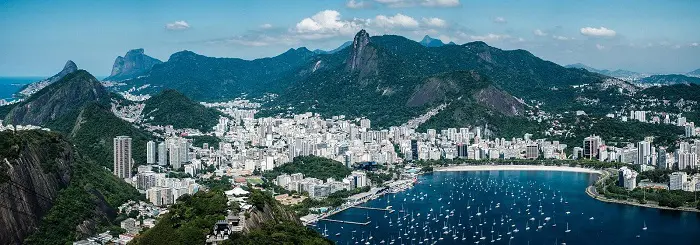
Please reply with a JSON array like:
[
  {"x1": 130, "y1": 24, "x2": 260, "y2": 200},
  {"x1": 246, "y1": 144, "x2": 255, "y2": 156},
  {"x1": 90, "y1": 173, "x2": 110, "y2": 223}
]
[
  {"x1": 4, "y1": 70, "x2": 109, "y2": 126},
  {"x1": 263, "y1": 30, "x2": 608, "y2": 133},
  {"x1": 419, "y1": 35, "x2": 445, "y2": 47},
  {"x1": 447, "y1": 41, "x2": 457, "y2": 45},
  {"x1": 313, "y1": 41, "x2": 352, "y2": 54},
  {"x1": 565, "y1": 63, "x2": 643, "y2": 80},
  {"x1": 16, "y1": 60, "x2": 79, "y2": 97},
  {"x1": 0, "y1": 131, "x2": 72, "y2": 244},
  {"x1": 687, "y1": 68, "x2": 700, "y2": 77},
  {"x1": 0, "y1": 130, "x2": 141, "y2": 244},
  {"x1": 131, "y1": 189, "x2": 331, "y2": 245},
  {"x1": 122, "y1": 47, "x2": 317, "y2": 100},
  {"x1": 141, "y1": 89, "x2": 221, "y2": 131},
  {"x1": 638, "y1": 74, "x2": 700, "y2": 85},
  {"x1": 104, "y1": 48, "x2": 162, "y2": 82}
]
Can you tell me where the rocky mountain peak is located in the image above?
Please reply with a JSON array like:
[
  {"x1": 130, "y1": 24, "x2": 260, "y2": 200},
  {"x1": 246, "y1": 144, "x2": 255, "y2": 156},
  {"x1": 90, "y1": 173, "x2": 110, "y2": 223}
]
[
  {"x1": 347, "y1": 29, "x2": 374, "y2": 72},
  {"x1": 105, "y1": 48, "x2": 162, "y2": 81},
  {"x1": 63, "y1": 60, "x2": 78, "y2": 72}
]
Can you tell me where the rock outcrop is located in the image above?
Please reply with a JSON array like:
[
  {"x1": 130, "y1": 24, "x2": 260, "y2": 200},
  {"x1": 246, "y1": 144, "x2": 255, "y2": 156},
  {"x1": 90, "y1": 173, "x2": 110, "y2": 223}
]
[
  {"x1": 0, "y1": 131, "x2": 73, "y2": 244},
  {"x1": 346, "y1": 29, "x2": 377, "y2": 77},
  {"x1": 17, "y1": 60, "x2": 78, "y2": 97},
  {"x1": 104, "y1": 48, "x2": 162, "y2": 82}
]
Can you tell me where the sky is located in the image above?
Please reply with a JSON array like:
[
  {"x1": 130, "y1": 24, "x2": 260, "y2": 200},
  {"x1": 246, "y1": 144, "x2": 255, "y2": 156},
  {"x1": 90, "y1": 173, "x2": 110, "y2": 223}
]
[{"x1": 0, "y1": 0, "x2": 699, "y2": 76}]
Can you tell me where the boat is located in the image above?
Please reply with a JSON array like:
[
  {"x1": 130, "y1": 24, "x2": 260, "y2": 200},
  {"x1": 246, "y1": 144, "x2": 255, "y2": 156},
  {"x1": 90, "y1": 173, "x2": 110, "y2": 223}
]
[{"x1": 565, "y1": 222, "x2": 571, "y2": 233}]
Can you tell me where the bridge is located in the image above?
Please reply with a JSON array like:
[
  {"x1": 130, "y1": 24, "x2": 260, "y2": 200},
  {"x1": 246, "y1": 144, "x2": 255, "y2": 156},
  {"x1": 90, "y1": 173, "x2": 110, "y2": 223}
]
[{"x1": 319, "y1": 218, "x2": 371, "y2": 225}]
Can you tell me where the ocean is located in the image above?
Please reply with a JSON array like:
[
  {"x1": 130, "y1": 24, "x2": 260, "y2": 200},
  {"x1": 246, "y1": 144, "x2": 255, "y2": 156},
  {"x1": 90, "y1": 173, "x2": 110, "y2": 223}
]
[
  {"x1": 0, "y1": 77, "x2": 42, "y2": 101},
  {"x1": 316, "y1": 171, "x2": 700, "y2": 245}
]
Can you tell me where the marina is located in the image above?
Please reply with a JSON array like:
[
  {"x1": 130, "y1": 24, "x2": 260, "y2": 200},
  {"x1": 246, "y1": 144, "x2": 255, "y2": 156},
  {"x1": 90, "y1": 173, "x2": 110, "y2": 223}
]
[{"x1": 314, "y1": 170, "x2": 700, "y2": 245}]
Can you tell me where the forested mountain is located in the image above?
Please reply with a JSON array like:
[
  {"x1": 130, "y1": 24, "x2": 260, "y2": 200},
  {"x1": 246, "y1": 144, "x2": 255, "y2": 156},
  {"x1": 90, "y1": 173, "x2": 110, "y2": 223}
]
[
  {"x1": 4, "y1": 70, "x2": 109, "y2": 126},
  {"x1": 419, "y1": 35, "x2": 445, "y2": 47},
  {"x1": 122, "y1": 47, "x2": 317, "y2": 100},
  {"x1": 686, "y1": 68, "x2": 700, "y2": 77},
  {"x1": 142, "y1": 89, "x2": 221, "y2": 131},
  {"x1": 16, "y1": 60, "x2": 79, "y2": 97},
  {"x1": 104, "y1": 48, "x2": 162, "y2": 82},
  {"x1": 261, "y1": 30, "x2": 612, "y2": 132}
]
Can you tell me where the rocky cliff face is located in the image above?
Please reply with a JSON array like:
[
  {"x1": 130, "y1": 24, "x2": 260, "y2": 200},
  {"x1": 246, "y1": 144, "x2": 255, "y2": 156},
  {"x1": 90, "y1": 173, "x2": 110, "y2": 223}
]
[
  {"x1": 5, "y1": 70, "x2": 109, "y2": 126},
  {"x1": 346, "y1": 30, "x2": 378, "y2": 78},
  {"x1": 17, "y1": 61, "x2": 78, "y2": 97},
  {"x1": 104, "y1": 48, "x2": 162, "y2": 81},
  {"x1": 0, "y1": 131, "x2": 73, "y2": 245},
  {"x1": 243, "y1": 197, "x2": 300, "y2": 233}
]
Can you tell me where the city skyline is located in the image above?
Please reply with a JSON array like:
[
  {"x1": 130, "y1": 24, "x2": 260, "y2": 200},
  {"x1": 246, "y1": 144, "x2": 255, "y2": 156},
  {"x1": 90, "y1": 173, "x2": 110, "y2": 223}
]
[{"x1": 1, "y1": 0, "x2": 700, "y2": 76}]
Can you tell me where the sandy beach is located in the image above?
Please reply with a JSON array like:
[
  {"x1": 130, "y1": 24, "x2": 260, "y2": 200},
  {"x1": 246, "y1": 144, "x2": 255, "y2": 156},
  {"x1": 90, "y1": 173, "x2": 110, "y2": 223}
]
[{"x1": 433, "y1": 164, "x2": 603, "y2": 174}]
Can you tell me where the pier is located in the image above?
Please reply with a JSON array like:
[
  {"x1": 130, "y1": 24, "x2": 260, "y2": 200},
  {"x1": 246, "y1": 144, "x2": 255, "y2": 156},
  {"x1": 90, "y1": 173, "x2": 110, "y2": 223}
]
[
  {"x1": 319, "y1": 218, "x2": 371, "y2": 225},
  {"x1": 351, "y1": 206, "x2": 395, "y2": 213}
]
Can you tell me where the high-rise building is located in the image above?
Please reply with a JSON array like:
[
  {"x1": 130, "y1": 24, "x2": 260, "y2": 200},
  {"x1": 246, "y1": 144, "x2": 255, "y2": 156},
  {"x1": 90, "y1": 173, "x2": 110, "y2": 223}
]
[
  {"x1": 669, "y1": 172, "x2": 688, "y2": 190},
  {"x1": 113, "y1": 136, "x2": 133, "y2": 179},
  {"x1": 637, "y1": 140, "x2": 651, "y2": 165},
  {"x1": 360, "y1": 118, "x2": 371, "y2": 129},
  {"x1": 410, "y1": 140, "x2": 419, "y2": 161},
  {"x1": 657, "y1": 148, "x2": 667, "y2": 169},
  {"x1": 617, "y1": 167, "x2": 638, "y2": 190},
  {"x1": 147, "y1": 141, "x2": 157, "y2": 164},
  {"x1": 583, "y1": 136, "x2": 602, "y2": 160},
  {"x1": 526, "y1": 145, "x2": 539, "y2": 159},
  {"x1": 158, "y1": 142, "x2": 167, "y2": 166},
  {"x1": 457, "y1": 144, "x2": 468, "y2": 159}
]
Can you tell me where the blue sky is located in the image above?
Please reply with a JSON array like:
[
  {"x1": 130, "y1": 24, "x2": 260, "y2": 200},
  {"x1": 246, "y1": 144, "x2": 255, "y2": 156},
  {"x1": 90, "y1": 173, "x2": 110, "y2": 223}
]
[{"x1": 1, "y1": 0, "x2": 699, "y2": 76}]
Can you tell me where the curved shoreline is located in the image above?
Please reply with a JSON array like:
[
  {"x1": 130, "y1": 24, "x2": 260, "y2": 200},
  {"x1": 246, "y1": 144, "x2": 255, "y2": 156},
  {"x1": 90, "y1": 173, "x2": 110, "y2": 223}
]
[
  {"x1": 430, "y1": 164, "x2": 697, "y2": 212},
  {"x1": 584, "y1": 170, "x2": 700, "y2": 213},
  {"x1": 433, "y1": 164, "x2": 603, "y2": 175}
]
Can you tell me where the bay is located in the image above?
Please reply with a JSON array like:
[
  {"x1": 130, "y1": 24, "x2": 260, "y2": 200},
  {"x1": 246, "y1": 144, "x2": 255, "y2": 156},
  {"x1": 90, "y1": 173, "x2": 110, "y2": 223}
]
[
  {"x1": 316, "y1": 171, "x2": 700, "y2": 245},
  {"x1": 0, "y1": 77, "x2": 41, "y2": 100}
]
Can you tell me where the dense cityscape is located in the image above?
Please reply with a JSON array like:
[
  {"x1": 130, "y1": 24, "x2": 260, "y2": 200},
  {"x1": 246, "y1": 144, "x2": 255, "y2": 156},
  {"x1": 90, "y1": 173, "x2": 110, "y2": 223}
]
[{"x1": 2, "y1": 1, "x2": 700, "y2": 244}]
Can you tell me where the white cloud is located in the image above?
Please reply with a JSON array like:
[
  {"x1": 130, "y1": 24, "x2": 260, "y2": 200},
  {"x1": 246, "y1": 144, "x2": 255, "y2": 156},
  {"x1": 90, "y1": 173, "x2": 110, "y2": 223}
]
[
  {"x1": 691, "y1": 42, "x2": 699, "y2": 47},
  {"x1": 422, "y1": 17, "x2": 447, "y2": 28},
  {"x1": 293, "y1": 10, "x2": 367, "y2": 39},
  {"x1": 260, "y1": 23, "x2": 273, "y2": 29},
  {"x1": 533, "y1": 29, "x2": 547, "y2": 36},
  {"x1": 421, "y1": 0, "x2": 460, "y2": 7},
  {"x1": 580, "y1": 26, "x2": 616, "y2": 37},
  {"x1": 165, "y1": 21, "x2": 190, "y2": 31},
  {"x1": 469, "y1": 33, "x2": 511, "y2": 42},
  {"x1": 373, "y1": 0, "x2": 460, "y2": 8},
  {"x1": 552, "y1": 35, "x2": 570, "y2": 41},
  {"x1": 596, "y1": 44, "x2": 605, "y2": 50},
  {"x1": 375, "y1": 13, "x2": 419, "y2": 29},
  {"x1": 346, "y1": 0, "x2": 371, "y2": 9},
  {"x1": 493, "y1": 17, "x2": 507, "y2": 24}
]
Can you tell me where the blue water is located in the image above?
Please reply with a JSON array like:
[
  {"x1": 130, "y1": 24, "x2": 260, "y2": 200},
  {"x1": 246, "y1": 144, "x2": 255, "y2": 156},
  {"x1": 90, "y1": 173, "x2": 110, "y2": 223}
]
[
  {"x1": 0, "y1": 77, "x2": 41, "y2": 100},
  {"x1": 316, "y1": 171, "x2": 700, "y2": 245}
]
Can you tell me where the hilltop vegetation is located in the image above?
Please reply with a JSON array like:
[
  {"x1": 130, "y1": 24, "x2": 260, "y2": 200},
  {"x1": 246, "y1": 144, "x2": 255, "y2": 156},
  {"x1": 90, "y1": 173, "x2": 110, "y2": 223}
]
[
  {"x1": 142, "y1": 89, "x2": 221, "y2": 131},
  {"x1": 130, "y1": 191, "x2": 229, "y2": 245},
  {"x1": 263, "y1": 156, "x2": 352, "y2": 181}
]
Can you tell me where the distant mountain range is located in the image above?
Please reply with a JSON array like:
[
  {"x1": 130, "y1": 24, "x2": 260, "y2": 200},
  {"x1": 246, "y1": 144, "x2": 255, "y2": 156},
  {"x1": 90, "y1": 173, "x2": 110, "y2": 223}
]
[
  {"x1": 687, "y1": 68, "x2": 700, "y2": 77},
  {"x1": 564, "y1": 63, "x2": 646, "y2": 80},
  {"x1": 638, "y1": 74, "x2": 700, "y2": 85},
  {"x1": 313, "y1": 41, "x2": 352, "y2": 55}
]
